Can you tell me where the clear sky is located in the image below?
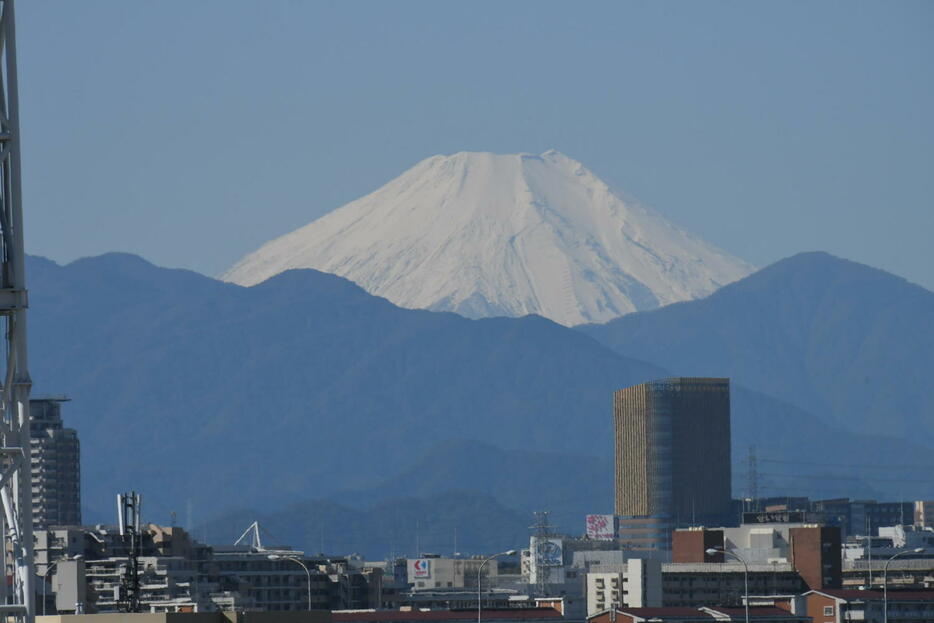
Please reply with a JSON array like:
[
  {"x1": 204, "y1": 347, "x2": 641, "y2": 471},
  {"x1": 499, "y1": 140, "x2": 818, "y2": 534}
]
[{"x1": 16, "y1": 1, "x2": 934, "y2": 289}]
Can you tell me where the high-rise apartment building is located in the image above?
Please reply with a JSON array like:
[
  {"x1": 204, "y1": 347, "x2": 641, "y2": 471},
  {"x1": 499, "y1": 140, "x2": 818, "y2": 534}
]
[
  {"x1": 614, "y1": 378, "x2": 731, "y2": 548},
  {"x1": 30, "y1": 397, "x2": 81, "y2": 529}
]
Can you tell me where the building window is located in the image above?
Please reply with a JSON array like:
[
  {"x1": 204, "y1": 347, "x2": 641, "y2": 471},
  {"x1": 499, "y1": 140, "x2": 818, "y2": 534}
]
[{"x1": 823, "y1": 605, "x2": 834, "y2": 616}]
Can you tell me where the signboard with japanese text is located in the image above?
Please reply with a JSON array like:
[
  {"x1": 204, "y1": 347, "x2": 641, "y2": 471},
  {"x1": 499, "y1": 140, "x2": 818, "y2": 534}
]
[{"x1": 586, "y1": 514, "x2": 616, "y2": 540}]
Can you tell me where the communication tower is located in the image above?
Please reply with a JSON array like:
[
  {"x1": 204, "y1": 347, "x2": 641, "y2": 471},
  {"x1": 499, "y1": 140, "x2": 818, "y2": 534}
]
[
  {"x1": 0, "y1": 1, "x2": 35, "y2": 621},
  {"x1": 118, "y1": 492, "x2": 143, "y2": 613}
]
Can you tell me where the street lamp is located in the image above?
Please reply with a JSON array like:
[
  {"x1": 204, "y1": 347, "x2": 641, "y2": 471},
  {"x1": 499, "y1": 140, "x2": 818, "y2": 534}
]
[
  {"x1": 477, "y1": 549, "x2": 517, "y2": 623},
  {"x1": 42, "y1": 554, "x2": 83, "y2": 616},
  {"x1": 883, "y1": 548, "x2": 924, "y2": 623},
  {"x1": 268, "y1": 554, "x2": 313, "y2": 611},
  {"x1": 707, "y1": 548, "x2": 749, "y2": 623}
]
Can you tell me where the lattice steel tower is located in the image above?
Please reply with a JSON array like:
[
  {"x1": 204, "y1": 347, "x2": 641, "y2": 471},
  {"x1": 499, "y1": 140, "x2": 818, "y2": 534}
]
[{"x1": 0, "y1": 1, "x2": 35, "y2": 621}]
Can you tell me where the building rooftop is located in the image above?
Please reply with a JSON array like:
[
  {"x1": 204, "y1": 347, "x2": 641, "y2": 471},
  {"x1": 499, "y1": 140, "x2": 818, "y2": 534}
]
[
  {"x1": 333, "y1": 609, "x2": 563, "y2": 622},
  {"x1": 612, "y1": 608, "x2": 703, "y2": 617},
  {"x1": 806, "y1": 588, "x2": 934, "y2": 601},
  {"x1": 662, "y1": 562, "x2": 795, "y2": 573},
  {"x1": 589, "y1": 607, "x2": 811, "y2": 621},
  {"x1": 703, "y1": 606, "x2": 801, "y2": 617}
]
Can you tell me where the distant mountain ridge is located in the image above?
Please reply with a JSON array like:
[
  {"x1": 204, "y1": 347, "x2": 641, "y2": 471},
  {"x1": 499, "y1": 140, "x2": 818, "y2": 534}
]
[
  {"x1": 25, "y1": 252, "x2": 934, "y2": 551},
  {"x1": 579, "y1": 252, "x2": 934, "y2": 445},
  {"x1": 26, "y1": 252, "x2": 667, "y2": 523},
  {"x1": 222, "y1": 150, "x2": 752, "y2": 326}
]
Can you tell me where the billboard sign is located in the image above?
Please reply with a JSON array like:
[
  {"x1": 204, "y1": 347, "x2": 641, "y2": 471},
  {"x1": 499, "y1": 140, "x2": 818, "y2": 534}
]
[
  {"x1": 742, "y1": 511, "x2": 805, "y2": 524},
  {"x1": 533, "y1": 538, "x2": 563, "y2": 567},
  {"x1": 586, "y1": 514, "x2": 616, "y2": 540},
  {"x1": 412, "y1": 558, "x2": 431, "y2": 579}
]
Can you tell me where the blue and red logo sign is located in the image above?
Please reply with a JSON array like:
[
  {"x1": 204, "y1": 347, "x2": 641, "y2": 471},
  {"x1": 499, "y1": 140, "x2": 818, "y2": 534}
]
[{"x1": 412, "y1": 558, "x2": 431, "y2": 578}]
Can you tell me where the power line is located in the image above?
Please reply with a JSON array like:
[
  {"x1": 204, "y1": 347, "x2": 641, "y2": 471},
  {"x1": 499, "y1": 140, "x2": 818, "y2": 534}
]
[
  {"x1": 760, "y1": 458, "x2": 934, "y2": 471},
  {"x1": 759, "y1": 472, "x2": 933, "y2": 484}
]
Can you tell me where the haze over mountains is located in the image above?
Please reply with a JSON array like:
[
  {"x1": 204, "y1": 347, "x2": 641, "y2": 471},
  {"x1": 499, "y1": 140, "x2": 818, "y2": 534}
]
[
  {"x1": 222, "y1": 151, "x2": 752, "y2": 326},
  {"x1": 25, "y1": 251, "x2": 934, "y2": 556},
  {"x1": 579, "y1": 252, "x2": 934, "y2": 446}
]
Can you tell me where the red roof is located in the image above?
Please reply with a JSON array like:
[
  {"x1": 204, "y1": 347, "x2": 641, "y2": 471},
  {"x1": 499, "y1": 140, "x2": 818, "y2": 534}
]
[
  {"x1": 809, "y1": 589, "x2": 934, "y2": 602},
  {"x1": 333, "y1": 609, "x2": 563, "y2": 622}
]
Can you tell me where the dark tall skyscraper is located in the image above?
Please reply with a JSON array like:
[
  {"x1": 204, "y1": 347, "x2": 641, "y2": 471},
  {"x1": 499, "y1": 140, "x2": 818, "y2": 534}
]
[{"x1": 614, "y1": 378, "x2": 731, "y2": 544}]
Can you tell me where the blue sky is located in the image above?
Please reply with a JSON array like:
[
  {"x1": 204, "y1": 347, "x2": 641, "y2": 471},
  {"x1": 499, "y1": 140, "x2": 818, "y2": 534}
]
[{"x1": 16, "y1": 1, "x2": 934, "y2": 289}]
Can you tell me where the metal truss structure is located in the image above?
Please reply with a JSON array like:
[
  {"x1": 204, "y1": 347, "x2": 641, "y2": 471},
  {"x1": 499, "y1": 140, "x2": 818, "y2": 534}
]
[{"x1": 0, "y1": 1, "x2": 33, "y2": 621}]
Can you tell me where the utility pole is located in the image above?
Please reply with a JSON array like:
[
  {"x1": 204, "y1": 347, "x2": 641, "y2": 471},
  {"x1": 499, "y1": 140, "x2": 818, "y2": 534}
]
[{"x1": 0, "y1": 2, "x2": 35, "y2": 621}]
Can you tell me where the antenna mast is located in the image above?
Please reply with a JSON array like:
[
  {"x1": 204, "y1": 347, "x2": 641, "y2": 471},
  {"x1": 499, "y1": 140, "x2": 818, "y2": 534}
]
[
  {"x1": 0, "y1": 1, "x2": 34, "y2": 621},
  {"x1": 118, "y1": 492, "x2": 143, "y2": 613}
]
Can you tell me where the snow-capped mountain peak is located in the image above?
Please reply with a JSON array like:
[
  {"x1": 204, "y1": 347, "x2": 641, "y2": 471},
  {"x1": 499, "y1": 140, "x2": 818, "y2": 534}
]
[{"x1": 221, "y1": 150, "x2": 753, "y2": 326}]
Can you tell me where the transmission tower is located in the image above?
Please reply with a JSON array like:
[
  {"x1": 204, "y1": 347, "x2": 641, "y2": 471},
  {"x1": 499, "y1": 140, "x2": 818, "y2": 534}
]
[
  {"x1": 0, "y1": 1, "x2": 35, "y2": 621},
  {"x1": 530, "y1": 511, "x2": 556, "y2": 598}
]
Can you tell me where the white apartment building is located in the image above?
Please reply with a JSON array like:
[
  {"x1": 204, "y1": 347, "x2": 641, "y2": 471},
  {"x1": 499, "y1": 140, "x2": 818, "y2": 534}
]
[{"x1": 585, "y1": 559, "x2": 662, "y2": 616}]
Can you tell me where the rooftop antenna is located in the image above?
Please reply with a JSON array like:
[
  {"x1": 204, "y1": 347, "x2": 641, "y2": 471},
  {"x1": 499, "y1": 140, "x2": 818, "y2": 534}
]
[{"x1": 0, "y1": 2, "x2": 36, "y2": 620}]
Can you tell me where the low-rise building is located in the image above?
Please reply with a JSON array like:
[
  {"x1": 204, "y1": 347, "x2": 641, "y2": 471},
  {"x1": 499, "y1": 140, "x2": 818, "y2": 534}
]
[
  {"x1": 211, "y1": 547, "x2": 333, "y2": 612},
  {"x1": 519, "y1": 536, "x2": 663, "y2": 620},
  {"x1": 585, "y1": 559, "x2": 661, "y2": 615},
  {"x1": 39, "y1": 524, "x2": 386, "y2": 614},
  {"x1": 661, "y1": 562, "x2": 805, "y2": 608},
  {"x1": 669, "y1": 514, "x2": 842, "y2": 602},
  {"x1": 841, "y1": 556, "x2": 934, "y2": 590},
  {"x1": 406, "y1": 557, "x2": 498, "y2": 591},
  {"x1": 801, "y1": 588, "x2": 934, "y2": 623}
]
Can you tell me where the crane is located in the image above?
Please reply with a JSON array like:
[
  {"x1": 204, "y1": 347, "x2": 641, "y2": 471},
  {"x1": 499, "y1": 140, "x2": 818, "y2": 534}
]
[{"x1": 0, "y1": 1, "x2": 35, "y2": 621}]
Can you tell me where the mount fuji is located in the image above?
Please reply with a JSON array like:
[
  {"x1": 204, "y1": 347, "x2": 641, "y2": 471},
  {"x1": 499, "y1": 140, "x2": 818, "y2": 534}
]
[{"x1": 222, "y1": 150, "x2": 753, "y2": 326}]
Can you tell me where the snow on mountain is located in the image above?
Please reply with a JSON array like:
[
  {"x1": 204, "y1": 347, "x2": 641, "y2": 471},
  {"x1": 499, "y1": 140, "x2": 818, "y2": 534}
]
[{"x1": 221, "y1": 150, "x2": 753, "y2": 326}]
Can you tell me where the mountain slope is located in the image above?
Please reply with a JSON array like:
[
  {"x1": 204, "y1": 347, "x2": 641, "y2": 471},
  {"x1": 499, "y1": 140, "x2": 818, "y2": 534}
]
[
  {"x1": 27, "y1": 253, "x2": 669, "y2": 523},
  {"x1": 26, "y1": 253, "x2": 934, "y2": 537},
  {"x1": 334, "y1": 439, "x2": 615, "y2": 534},
  {"x1": 579, "y1": 252, "x2": 934, "y2": 445},
  {"x1": 222, "y1": 150, "x2": 752, "y2": 326}
]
